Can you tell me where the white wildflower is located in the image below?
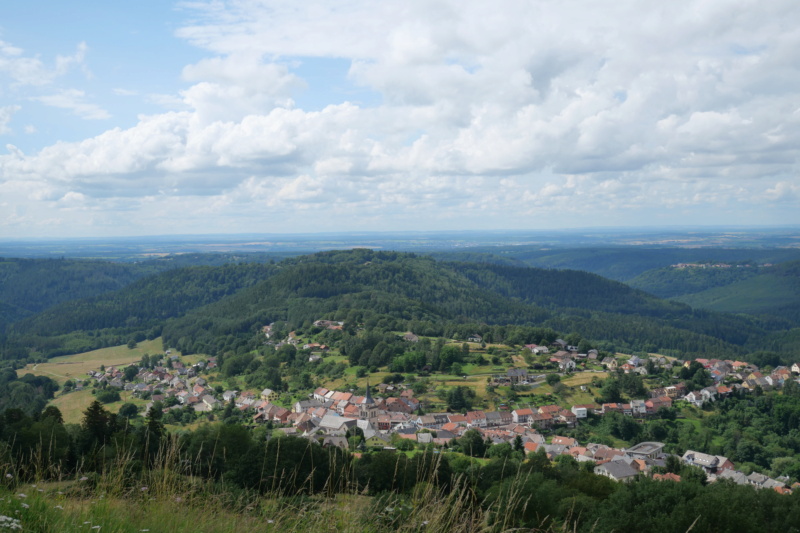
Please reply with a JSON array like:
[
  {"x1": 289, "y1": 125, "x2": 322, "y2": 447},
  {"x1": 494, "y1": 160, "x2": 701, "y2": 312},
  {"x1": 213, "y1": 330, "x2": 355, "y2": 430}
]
[
  {"x1": 0, "y1": 514, "x2": 22, "y2": 530},
  {"x1": 4, "y1": 474, "x2": 11, "y2": 479},
  {"x1": 19, "y1": 504, "x2": 28, "y2": 509},
  {"x1": 15, "y1": 494, "x2": 25, "y2": 499},
  {"x1": 80, "y1": 476, "x2": 88, "y2": 481}
]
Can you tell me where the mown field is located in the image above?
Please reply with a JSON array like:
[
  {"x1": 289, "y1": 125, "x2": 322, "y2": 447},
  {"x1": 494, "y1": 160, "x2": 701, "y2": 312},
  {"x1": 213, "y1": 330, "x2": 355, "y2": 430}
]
[{"x1": 17, "y1": 338, "x2": 167, "y2": 385}]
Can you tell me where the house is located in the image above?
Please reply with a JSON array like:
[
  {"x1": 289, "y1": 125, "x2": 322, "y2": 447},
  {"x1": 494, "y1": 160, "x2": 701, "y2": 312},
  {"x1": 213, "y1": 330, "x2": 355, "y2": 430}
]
[
  {"x1": 571, "y1": 405, "x2": 588, "y2": 419},
  {"x1": 630, "y1": 399, "x2": 647, "y2": 417},
  {"x1": 467, "y1": 334, "x2": 483, "y2": 343},
  {"x1": 507, "y1": 368, "x2": 528, "y2": 384},
  {"x1": 551, "y1": 436, "x2": 576, "y2": 447},
  {"x1": 485, "y1": 411, "x2": 503, "y2": 427},
  {"x1": 260, "y1": 388, "x2": 279, "y2": 402},
  {"x1": 601, "y1": 357, "x2": 618, "y2": 370},
  {"x1": 558, "y1": 358, "x2": 576, "y2": 372},
  {"x1": 402, "y1": 332, "x2": 420, "y2": 342},
  {"x1": 791, "y1": 363, "x2": 800, "y2": 374},
  {"x1": 512, "y1": 408, "x2": 534, "y2": 424},
  {"x1": 529, "y1": 412, "x2": 553, "y2": 430},
  {"x1": 222, "y1": 390, "x2": 238, "y2": 402},
  {"x1": 557, "y1": 409, "x2": 577, "y2": 427},
  {"x1": 653, "y1": 473, "x2": 681, "y2": 482},
  {"x1": 595, "y1": 461, "x2": 638, "y2": 482},
  {"x1": 552, "y1": 339, "x2": 568, "y2": 350},
  {"x1": 681, "y1": 451, "x2": 734, "y2": 474},
  {"x1": 465, "y1": 411, "x2": 487, "y2": 428}
]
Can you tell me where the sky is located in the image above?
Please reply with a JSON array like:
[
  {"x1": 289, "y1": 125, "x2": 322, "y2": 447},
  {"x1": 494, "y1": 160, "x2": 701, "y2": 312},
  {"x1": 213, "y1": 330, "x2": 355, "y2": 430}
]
[{"x1": 1, "y1": 0, "x2": 799, "y2": 238}]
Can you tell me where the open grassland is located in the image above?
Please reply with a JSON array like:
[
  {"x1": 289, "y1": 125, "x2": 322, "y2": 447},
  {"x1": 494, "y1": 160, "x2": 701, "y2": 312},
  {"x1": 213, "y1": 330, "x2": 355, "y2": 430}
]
[
  {"x1": 49, "y1": 389, "x2": 146, "y2": 424},
  {"x1": 17, "y1": 339, "x2": 168, "y2": 385}
]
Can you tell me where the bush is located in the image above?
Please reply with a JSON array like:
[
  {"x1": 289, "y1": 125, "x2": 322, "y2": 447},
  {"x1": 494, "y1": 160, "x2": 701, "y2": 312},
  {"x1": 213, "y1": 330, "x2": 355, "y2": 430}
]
[{"x1": 96, "y1": 389, "x2": 121, "y2": 404}]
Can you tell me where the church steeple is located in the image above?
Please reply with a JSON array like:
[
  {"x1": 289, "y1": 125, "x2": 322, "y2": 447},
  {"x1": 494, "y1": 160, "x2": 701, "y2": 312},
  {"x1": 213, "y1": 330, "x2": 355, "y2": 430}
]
[
  {"x1": 364, "y1": 379, "x2": 374, "y2": 405},
  {"x1": 360, "y1": 380, "x2": 377, "y2": 421}
]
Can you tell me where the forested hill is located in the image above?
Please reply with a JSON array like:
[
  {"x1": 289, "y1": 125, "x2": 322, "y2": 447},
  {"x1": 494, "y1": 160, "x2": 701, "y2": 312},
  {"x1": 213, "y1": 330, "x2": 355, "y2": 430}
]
[
  {"x1": 434, "y1": 246, "x2": 800, "y2": 281},
  {"x1": 671, "y1": 260, "x2": 800, "y2": 323},
  {"x1": 0, "y1": 258, "x2": 149, "y2": 330},
  {"x1": 1, "y1": 249, "x2": 791, "y2": 361},
  {"x1": 6, "y1": 263, "x2": 277, "y2": 358},
  {"x1": 160, "y1": 250, "x2": 774, "y2": 358}
]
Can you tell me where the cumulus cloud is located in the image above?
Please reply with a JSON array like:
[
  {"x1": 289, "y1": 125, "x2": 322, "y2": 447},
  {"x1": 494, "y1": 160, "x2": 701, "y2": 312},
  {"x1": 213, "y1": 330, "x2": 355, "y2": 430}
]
[{"x1": 3, "y1": 0, "x2": 800, "y2": 236}]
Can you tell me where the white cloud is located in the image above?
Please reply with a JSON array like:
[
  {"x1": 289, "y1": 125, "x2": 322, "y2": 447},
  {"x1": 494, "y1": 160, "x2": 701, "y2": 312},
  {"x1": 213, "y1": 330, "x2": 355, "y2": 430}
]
[
  {"x1": 3, "y1": 0, "x2": 800, "y2": 236},
  {"x1": 32, "y1": 90, "x2": 111, "y2": 120},
  {"x1": 0, "y1": 40, "x2": 87, "y2": 86},
  {"x1": 0, "y1": 105, "x2": 20, "y2": 134}
]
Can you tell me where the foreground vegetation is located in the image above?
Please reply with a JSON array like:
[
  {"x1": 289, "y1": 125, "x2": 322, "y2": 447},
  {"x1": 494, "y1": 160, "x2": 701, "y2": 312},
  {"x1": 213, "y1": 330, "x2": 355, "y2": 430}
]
[{"x1": 0, "y1": 398, "x2": 799, "y2": 533}]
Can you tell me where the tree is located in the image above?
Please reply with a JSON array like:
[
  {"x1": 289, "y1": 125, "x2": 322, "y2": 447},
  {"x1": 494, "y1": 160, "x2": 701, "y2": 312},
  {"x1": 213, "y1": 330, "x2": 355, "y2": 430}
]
[
  {"x1": 665, "y1": 454, "x2": 681, "y2": 474},
  {"x1": 81, "y1": 400, "x2": 113, "y2": 445},
  {"x1": 96, "y1": 389, "x2": 121, "y2": 404},
  {"x1": 123, "y1": 365, "x2": 138, "y2": 382},
  {"x1": 41, "y1": 405, "x2": 64, "y2": 424},
  {"x1": 458, "y1": 429, "x2": 486, "y2": 457},
  {"x1": 118, "y1": 403, "x2": 138, "y2": 419}
]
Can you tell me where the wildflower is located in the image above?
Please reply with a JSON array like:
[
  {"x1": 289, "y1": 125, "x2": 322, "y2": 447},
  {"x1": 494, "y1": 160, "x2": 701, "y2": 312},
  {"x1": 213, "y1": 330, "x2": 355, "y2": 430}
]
[
  {"x1": 80, "y1": 476, "x2": 88, "y2": 481},
  {"x1": 140, "y1": 486, "x2": 148, "y2": 492},
  {"x1": 15, "y1": 494, "x2": 25, "y2": 499},
  {"x1": 54, "y1": 505, "x2": 64, "y2": 510},
  {"x1": 0, "y1": 514, "x2": 22, "y2": 530},
  {"x1": 4, "y1": 474, "x2": 11, "y2": 479},
  {"x1": 37, "y1": 489, "x2": 44, "y2": 492},
  {"x1": 20, "y1": 504, "x2": 28, "y2": 509},
  {"x1": 267, "y1": 520, "x2": 274, "y2": 524},
  {"x1": 92, "y1": 526, "x2": 101, "y2": 530},
  {"x1": 174, "y1": 497, "x2": 182, "y2": 503}
]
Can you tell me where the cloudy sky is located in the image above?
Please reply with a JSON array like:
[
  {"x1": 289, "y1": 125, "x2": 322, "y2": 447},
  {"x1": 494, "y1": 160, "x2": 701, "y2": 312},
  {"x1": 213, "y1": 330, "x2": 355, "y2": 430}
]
[{"x1": 1, "y1": 0, "x2": 799, "y2": 238}]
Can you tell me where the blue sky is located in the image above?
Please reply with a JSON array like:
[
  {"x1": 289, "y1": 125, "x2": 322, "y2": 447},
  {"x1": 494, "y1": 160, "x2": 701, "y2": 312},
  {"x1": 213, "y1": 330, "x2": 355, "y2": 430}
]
[{"x1": 1, "y1": 1, "x2": 799, "y2": 237}]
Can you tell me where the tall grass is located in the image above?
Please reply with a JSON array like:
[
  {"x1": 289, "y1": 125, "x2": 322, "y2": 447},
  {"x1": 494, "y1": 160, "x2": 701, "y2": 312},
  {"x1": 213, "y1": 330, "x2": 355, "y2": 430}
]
[{"x1": 0, "y1": 435, "x2": 581, "y2": 532}]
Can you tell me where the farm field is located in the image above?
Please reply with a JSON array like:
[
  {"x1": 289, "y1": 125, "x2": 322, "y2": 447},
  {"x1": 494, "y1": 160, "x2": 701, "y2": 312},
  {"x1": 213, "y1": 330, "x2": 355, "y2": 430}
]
[{"x1": 17, "y1": 339, "x2": 168, "y2": 385}]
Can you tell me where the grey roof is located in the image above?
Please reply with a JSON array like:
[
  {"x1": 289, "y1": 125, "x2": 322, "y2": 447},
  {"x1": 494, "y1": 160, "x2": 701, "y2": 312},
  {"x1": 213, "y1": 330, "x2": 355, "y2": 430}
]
[{"x1": 596, "y1": 461, "x2": 638, "y2": 480}]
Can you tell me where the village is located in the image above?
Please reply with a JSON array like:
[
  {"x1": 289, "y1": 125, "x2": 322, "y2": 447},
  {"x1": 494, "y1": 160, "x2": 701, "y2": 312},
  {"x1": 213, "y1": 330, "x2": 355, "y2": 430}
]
[{"x1": 74, "y1": 328, "x2": 800, "y2": 496}]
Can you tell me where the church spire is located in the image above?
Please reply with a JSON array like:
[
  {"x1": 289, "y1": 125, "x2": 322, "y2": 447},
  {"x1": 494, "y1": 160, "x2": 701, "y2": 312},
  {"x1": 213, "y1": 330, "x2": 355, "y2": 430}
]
[{"x1": 364, "y1": 379, "x2": 374, "y2": 405}]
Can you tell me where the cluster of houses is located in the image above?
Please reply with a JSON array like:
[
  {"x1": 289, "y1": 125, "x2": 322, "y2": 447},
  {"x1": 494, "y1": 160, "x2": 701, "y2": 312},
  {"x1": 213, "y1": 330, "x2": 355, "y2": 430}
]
[{"x1": 77, "y1": 345, "x2": 800, "y2": 492}]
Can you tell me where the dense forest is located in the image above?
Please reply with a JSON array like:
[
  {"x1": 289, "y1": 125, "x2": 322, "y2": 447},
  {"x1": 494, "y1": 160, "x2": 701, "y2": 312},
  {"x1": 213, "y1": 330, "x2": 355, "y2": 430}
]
[{"x1": 2, "y1": 250, "x2": 799, "y2": 363}]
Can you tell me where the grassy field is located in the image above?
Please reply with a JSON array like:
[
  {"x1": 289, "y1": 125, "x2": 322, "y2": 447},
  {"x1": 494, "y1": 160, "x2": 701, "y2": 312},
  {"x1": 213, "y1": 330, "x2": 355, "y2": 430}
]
[
  {"x1": 18, "y1": 339, "x2": 168, "y2": 385},
  {"x1": 17, "y1": 338, "x2": 199, "y2": 424},
  {"x1": 49, "y1": 388, "x2": 149, "y2": 424}
]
